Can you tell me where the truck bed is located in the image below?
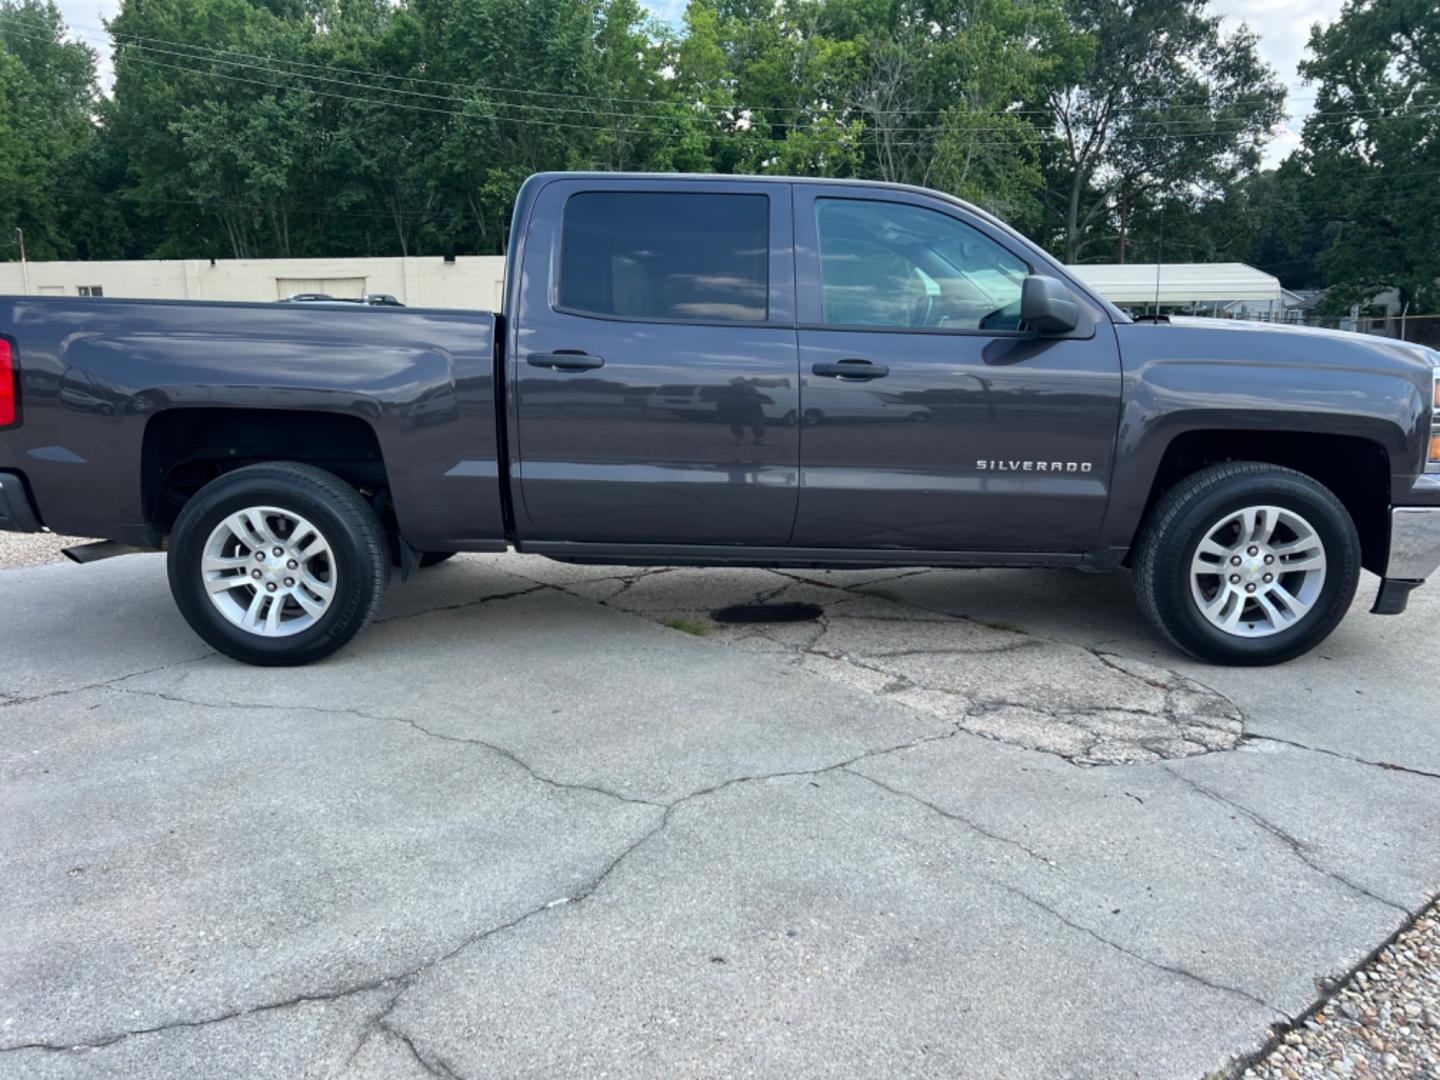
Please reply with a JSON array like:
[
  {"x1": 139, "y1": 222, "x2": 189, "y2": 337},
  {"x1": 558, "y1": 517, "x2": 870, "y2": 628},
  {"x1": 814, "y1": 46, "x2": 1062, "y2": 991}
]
[{"x1": 0, "y1": 296, "x2": 506, "y2": 552}]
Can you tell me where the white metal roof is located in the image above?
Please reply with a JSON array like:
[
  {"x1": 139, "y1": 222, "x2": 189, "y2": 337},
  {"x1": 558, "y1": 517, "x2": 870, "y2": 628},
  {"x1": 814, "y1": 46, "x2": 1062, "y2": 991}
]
[{"x1": 1065, "y1": 262, "x2": 1283, "y2": 305}]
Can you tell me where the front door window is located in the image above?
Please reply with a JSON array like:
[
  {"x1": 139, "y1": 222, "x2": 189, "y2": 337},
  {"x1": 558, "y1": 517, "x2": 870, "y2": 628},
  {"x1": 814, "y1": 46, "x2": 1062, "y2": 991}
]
[{"x1": 815, "y1": 198, "x2": 1029, "y2": 332}]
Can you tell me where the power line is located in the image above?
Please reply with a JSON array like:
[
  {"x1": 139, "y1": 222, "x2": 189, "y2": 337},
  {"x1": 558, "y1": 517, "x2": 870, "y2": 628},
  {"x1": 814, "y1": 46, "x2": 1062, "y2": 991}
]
[
  {"x1": 110, "y1": 36, "x2": 1323, "y2": 138},
  {"x1": 22, "y1": 27, "x2": 1412, "y2": 152},
  {"x1": 46, "y1": 186, "x2": 434, "y2": 221},
  {"x1": 108, "y1": 26, "x2": 1440, "y2": 125},
  {"x1": 8, "y1": 9, "x2": 1440, "y2": 126},
  {"x1": 107, "y1": 35, "x2": 1306, "y2": 135}
]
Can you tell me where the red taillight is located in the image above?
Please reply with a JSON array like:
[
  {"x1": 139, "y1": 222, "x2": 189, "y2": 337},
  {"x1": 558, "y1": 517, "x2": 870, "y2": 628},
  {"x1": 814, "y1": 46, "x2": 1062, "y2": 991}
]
[{"x1": 0, "y1": 339, "x2": 14, "y2": 427}]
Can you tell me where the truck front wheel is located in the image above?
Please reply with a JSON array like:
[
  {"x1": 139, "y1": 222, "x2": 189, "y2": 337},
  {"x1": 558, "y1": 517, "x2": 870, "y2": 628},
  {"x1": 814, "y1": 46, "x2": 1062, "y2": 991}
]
[
  {"x1": 167, "y1": 463, "x2": 391, "y2": 666},
  {"x1": 1133, "y1": 462, "x2": 1360, "y2": 665}
]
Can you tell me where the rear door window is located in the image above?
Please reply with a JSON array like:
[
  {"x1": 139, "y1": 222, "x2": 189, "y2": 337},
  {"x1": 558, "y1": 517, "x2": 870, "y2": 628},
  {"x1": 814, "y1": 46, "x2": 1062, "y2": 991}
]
[{"x1": 559, "y1": 192, "x2": 770, "y2": 323}]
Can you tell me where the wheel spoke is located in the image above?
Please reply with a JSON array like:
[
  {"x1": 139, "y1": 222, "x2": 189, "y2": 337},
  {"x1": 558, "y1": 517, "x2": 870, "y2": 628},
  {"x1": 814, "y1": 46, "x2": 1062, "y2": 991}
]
[
  {"x1": 1254, "y1": 506, "x2": 1280, "y2": 545},
  {"x1": 1209, "y1": 590, "x2": 1243, "y2": 630},
  {"x1": 1196, "y1": 537, "x2": 1230, "y2": 560},
  {"x1": 223, "y1": 510, "x2": 268, "y2": 551},
  {"x1": 1253, "y1": 590, "x2": 1290, "y2": 629},
  {"x1": 1191, "y1": 555, "x2": 1222, "y2": 577},
  {"x1": 203, "y1": 553, "x2": 250, "y2": 573},
  {"x1": 300, "y1": 571, "x2": 334, "y2": 599},
  {"x1": 1277, "y1": 549, "x2": 1325, "y2": 573},
  {"x1": 205, "y1": 573, "x2": 248, "y2": 595},
  {"x1": 292, "y1": 589, "x2": 326, "y2": 617},
  {"x1": 1239, "y1": 507, "x2": 1260, "y2": 544},
  {"x1": 1268, "y1": 582, "x2": 1314, "y2": 620},
  {"x1": 241, "y1": 588, "x2": 267, "y2": 630}
]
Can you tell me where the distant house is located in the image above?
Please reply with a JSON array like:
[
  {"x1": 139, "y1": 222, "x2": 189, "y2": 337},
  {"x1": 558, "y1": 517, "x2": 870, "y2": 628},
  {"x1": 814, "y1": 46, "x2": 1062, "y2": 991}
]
[{"x1": 1222, "y1": 288, "x2": 1317, "y2": 324}]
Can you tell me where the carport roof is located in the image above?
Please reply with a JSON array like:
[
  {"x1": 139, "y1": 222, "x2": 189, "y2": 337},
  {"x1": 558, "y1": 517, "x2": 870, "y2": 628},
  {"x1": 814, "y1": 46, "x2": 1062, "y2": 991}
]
[{"x1": 1066, "y1": 262, "x2": 1283, "y2": 305}]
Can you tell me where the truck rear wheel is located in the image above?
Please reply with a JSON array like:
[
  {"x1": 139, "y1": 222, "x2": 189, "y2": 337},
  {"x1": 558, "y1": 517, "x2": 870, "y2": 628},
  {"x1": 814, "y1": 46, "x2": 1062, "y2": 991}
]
[
  {"x1": 1133, "y1": 462, "x2": 1360, "y2": 665},
  {"x1": 167, "y1": 463, "x2": 390, "y2": 666}
]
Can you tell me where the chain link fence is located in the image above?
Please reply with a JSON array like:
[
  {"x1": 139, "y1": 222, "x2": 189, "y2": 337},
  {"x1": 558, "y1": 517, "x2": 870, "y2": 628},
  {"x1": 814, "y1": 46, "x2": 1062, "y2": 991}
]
[
  {"x1": 1172, "y1": 310, "x2": 1440, "y2": 349},
  {"x1": 1324, "y1": 314, "x2": 1440, "y2": 349}
]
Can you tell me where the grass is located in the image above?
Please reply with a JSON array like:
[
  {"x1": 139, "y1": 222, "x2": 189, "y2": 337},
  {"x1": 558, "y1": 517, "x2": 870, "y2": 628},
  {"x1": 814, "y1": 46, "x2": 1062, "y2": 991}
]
[{"x1": 662, "y1": 617, "x2": 711, "y2": 637}]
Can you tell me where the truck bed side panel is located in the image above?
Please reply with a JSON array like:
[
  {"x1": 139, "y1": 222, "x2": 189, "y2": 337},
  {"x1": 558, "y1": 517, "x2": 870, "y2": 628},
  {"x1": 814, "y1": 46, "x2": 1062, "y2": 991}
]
[{"x1": 0, "y1": 297, "x2": 505, "y2": 550}]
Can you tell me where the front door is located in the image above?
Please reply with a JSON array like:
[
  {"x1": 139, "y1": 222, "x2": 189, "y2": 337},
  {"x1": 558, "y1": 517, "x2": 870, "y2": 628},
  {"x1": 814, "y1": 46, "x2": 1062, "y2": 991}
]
[
  {"x1": 791, "y1": 185, "x2": 1123, "y2": 552},
  {"x1": 512, "y1": 178, "x2": 799, "y2": 545}
]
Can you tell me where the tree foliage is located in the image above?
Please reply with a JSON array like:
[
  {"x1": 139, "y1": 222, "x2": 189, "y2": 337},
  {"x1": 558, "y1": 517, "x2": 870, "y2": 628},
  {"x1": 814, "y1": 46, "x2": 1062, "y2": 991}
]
[
  {"x1": 1042, "y1": 0, "x2": 1283, "y2": 262},
  {"x1": 0, "y1": 0, "x2": 1430, "y2": 317},
  {"x1": 0, "y1": 0, "x2": 102, "y2": 259},
  {"x1": 1294, "y1": 0, "x2": 1439, "y2": 313}
]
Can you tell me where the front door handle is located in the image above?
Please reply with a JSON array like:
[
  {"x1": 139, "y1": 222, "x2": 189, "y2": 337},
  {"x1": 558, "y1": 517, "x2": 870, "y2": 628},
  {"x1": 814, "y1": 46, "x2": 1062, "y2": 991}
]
[
  {"x1": 528, "y1": 351, "x2": 605, "y2": 371},
  {"x1": 811, "y1": 359, "x2": 889, "y2": 380}
]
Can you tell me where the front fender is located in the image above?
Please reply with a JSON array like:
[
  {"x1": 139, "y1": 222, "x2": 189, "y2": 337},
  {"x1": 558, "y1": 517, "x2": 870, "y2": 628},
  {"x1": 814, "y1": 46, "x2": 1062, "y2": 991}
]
[{"x1": 1100, "y1": 324, "x2": 1432, "y2": 553}]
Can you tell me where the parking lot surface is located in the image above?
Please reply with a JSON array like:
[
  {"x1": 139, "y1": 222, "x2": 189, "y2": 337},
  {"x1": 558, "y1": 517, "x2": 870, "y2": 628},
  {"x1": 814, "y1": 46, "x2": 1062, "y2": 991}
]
[{"x1": 2, "y1": 553, "x2": 1438, "y2": 1078}]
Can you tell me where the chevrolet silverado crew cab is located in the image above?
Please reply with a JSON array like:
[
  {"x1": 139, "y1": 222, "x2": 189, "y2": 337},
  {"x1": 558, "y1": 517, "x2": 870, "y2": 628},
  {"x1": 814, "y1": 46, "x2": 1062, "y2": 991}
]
[{"x1": 2, "y1": 173, "x2": 1439, "y2": 667}]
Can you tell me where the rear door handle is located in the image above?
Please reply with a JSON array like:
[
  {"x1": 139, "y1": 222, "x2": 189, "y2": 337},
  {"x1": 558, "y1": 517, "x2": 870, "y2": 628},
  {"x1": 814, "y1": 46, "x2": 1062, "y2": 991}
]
[
  {"x1": 811, "y1": 359, "x2": 889, "y2": 380},
  {"x1": 528, "y1": 351, "x2": 605, "y2": 371}
]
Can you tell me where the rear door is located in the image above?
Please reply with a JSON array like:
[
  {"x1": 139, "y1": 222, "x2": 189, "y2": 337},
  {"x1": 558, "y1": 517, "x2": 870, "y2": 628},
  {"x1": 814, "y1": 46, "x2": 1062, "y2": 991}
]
[
  {"x1": 511, "y1": 178, "x2": 799, "y2": 545},
  {"x1": 791, "y1": 184, "x2": 1122, "y2": 552}
]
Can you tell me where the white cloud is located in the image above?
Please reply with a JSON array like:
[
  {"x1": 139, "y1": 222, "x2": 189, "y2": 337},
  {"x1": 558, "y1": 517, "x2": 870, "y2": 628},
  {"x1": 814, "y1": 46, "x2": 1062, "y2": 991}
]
[
  {"x1": 1210, "y1": 0, "x2": 1345, "y2": 166},
  {"x1": 55, "y1": 0, "x2": 118, "y2": 88},
  {"x1": 55, "y1": 0, "x2": 115, "y2": 33},
  {"x1": 642, "y1": 0, "x2": 689, "y2": 25}
]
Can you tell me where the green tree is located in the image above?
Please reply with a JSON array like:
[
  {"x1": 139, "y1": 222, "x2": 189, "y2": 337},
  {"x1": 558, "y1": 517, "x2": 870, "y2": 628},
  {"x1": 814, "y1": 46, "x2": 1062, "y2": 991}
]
[
  {"x1": 5, "y1": 0, "x2": 1326, "y2": 271},
  {"x1": 1296, "y1": 0, "x2": 1439, "y2": 315},
  {"x1": 1041, "y1": 0, "x2": 1284, "y2": 262},
  {"x1": 101, "y1": 0, "x2": 321, "y2": 258},
  {"x1": 0, "y1": 0, "x2": 101, "y2": 260}
]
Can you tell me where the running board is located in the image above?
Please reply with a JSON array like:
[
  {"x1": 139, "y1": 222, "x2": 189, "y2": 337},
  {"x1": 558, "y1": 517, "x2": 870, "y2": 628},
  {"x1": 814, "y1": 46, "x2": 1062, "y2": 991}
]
[
  {"x1": 521, "y1": 540, "x2": 1089, "y2": 571},
  {"x1": 62, "y1": 540, "x2": 158, "y2": 564}
]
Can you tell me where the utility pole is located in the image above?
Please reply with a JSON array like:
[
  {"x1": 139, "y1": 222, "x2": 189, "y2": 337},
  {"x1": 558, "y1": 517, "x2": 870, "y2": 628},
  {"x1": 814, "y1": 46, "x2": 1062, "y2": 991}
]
[
  {"x1": 15, "y1": 228, "x2": 30, "y2": 296},
  {"x1": 1117, "y1": 185, "x2": 1128, "y2": 264}
]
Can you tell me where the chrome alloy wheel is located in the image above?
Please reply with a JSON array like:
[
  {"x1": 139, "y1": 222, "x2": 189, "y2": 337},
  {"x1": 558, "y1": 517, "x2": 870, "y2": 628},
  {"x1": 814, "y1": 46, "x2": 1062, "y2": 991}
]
[
  {"x1": 1189, "y1": 504, "x2": 1327, "y2": 638},
  {"x1": 201, "y1": 506, "x2": 337, "y2": 637}
]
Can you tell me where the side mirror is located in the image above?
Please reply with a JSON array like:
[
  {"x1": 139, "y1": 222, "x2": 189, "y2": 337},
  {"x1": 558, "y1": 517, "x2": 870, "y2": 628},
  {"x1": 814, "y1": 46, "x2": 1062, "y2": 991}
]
[{"x1": 1020, "y1": 275, "x2": 1080, "y2": 335}]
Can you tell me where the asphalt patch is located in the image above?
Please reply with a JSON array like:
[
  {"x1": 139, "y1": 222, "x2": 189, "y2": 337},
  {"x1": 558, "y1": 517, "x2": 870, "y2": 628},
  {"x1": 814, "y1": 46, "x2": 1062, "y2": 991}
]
[{"x1": 711, "y1": 601, "x2": 825, "y2": 624}]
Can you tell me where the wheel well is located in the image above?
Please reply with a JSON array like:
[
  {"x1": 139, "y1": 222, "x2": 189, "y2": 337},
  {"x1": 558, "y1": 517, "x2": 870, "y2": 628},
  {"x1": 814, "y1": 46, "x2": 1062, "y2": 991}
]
[
  {"x1": 1136, "y1": 430, "x2": 1391, "y2": 574},
  {"x1": 142, "y1": 409, "x2": 390, "y2": 537}
]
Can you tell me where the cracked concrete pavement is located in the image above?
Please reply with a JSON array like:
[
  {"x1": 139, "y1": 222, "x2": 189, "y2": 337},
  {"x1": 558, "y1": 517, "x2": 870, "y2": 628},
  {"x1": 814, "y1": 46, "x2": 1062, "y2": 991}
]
[{"x1": 2, "y1": 552, "x2": 1438, "y2": 1078}]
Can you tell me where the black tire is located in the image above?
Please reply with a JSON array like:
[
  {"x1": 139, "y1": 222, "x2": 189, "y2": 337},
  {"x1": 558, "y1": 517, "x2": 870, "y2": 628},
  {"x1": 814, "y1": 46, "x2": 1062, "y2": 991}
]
[
  {"x1": 168, "y1": 462, "x2": 390, "y2": 666},
  {"x1": 418, "y1": 551, "x2": 457, "y2": 568},
  {"x1": 1133, "y1": 462, "x2": 1360, "y2": 666}
]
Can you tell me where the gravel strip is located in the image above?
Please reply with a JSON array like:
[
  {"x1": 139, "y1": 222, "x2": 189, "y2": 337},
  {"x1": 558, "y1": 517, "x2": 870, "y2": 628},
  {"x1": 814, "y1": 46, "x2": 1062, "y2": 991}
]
[
  {"x1": 0, "y1": 531, "x2": 94, "y2": 569},
  {"x1": 1246, "y1": 903, "x2": 1440, "y2": 1079}
]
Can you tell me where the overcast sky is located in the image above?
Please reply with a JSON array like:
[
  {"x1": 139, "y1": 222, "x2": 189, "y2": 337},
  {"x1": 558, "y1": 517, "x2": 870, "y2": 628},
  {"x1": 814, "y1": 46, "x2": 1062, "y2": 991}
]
[{"x1": 58, "y1": 0, "x2": 1343, "y2": 168}]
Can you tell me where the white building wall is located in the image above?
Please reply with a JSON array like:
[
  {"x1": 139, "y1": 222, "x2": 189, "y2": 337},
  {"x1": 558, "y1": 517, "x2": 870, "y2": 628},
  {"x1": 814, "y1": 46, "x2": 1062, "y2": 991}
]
[
  {"x1": 4, "y1": 255, "x2": 1285, "y2": 314},
  {"x1": 0, "y1": 256, "x2": 507, "y2": 311}
]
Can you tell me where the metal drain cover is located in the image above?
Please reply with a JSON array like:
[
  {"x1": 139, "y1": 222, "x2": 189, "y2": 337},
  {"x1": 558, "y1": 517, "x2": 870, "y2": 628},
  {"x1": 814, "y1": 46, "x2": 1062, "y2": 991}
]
[{"x1": 711, "y1": 602, "x2": 824, "y2": 624}]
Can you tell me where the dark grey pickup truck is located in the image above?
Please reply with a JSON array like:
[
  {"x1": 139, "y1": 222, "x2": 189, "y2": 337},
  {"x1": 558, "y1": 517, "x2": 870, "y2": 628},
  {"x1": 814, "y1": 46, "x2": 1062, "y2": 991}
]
[{"x1": 3, "y1": 173, "x2": 1438, "y2": 666}]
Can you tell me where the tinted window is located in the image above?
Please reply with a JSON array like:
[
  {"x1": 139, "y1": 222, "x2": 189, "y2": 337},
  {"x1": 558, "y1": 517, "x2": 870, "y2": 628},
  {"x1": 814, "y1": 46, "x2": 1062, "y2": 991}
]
[
  {"x1": 560, "y1": 192, "x2": 769, "y2": 323},
  {"x1": 815, "y1": 198, "x2": 1028, "y2": 331}
]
